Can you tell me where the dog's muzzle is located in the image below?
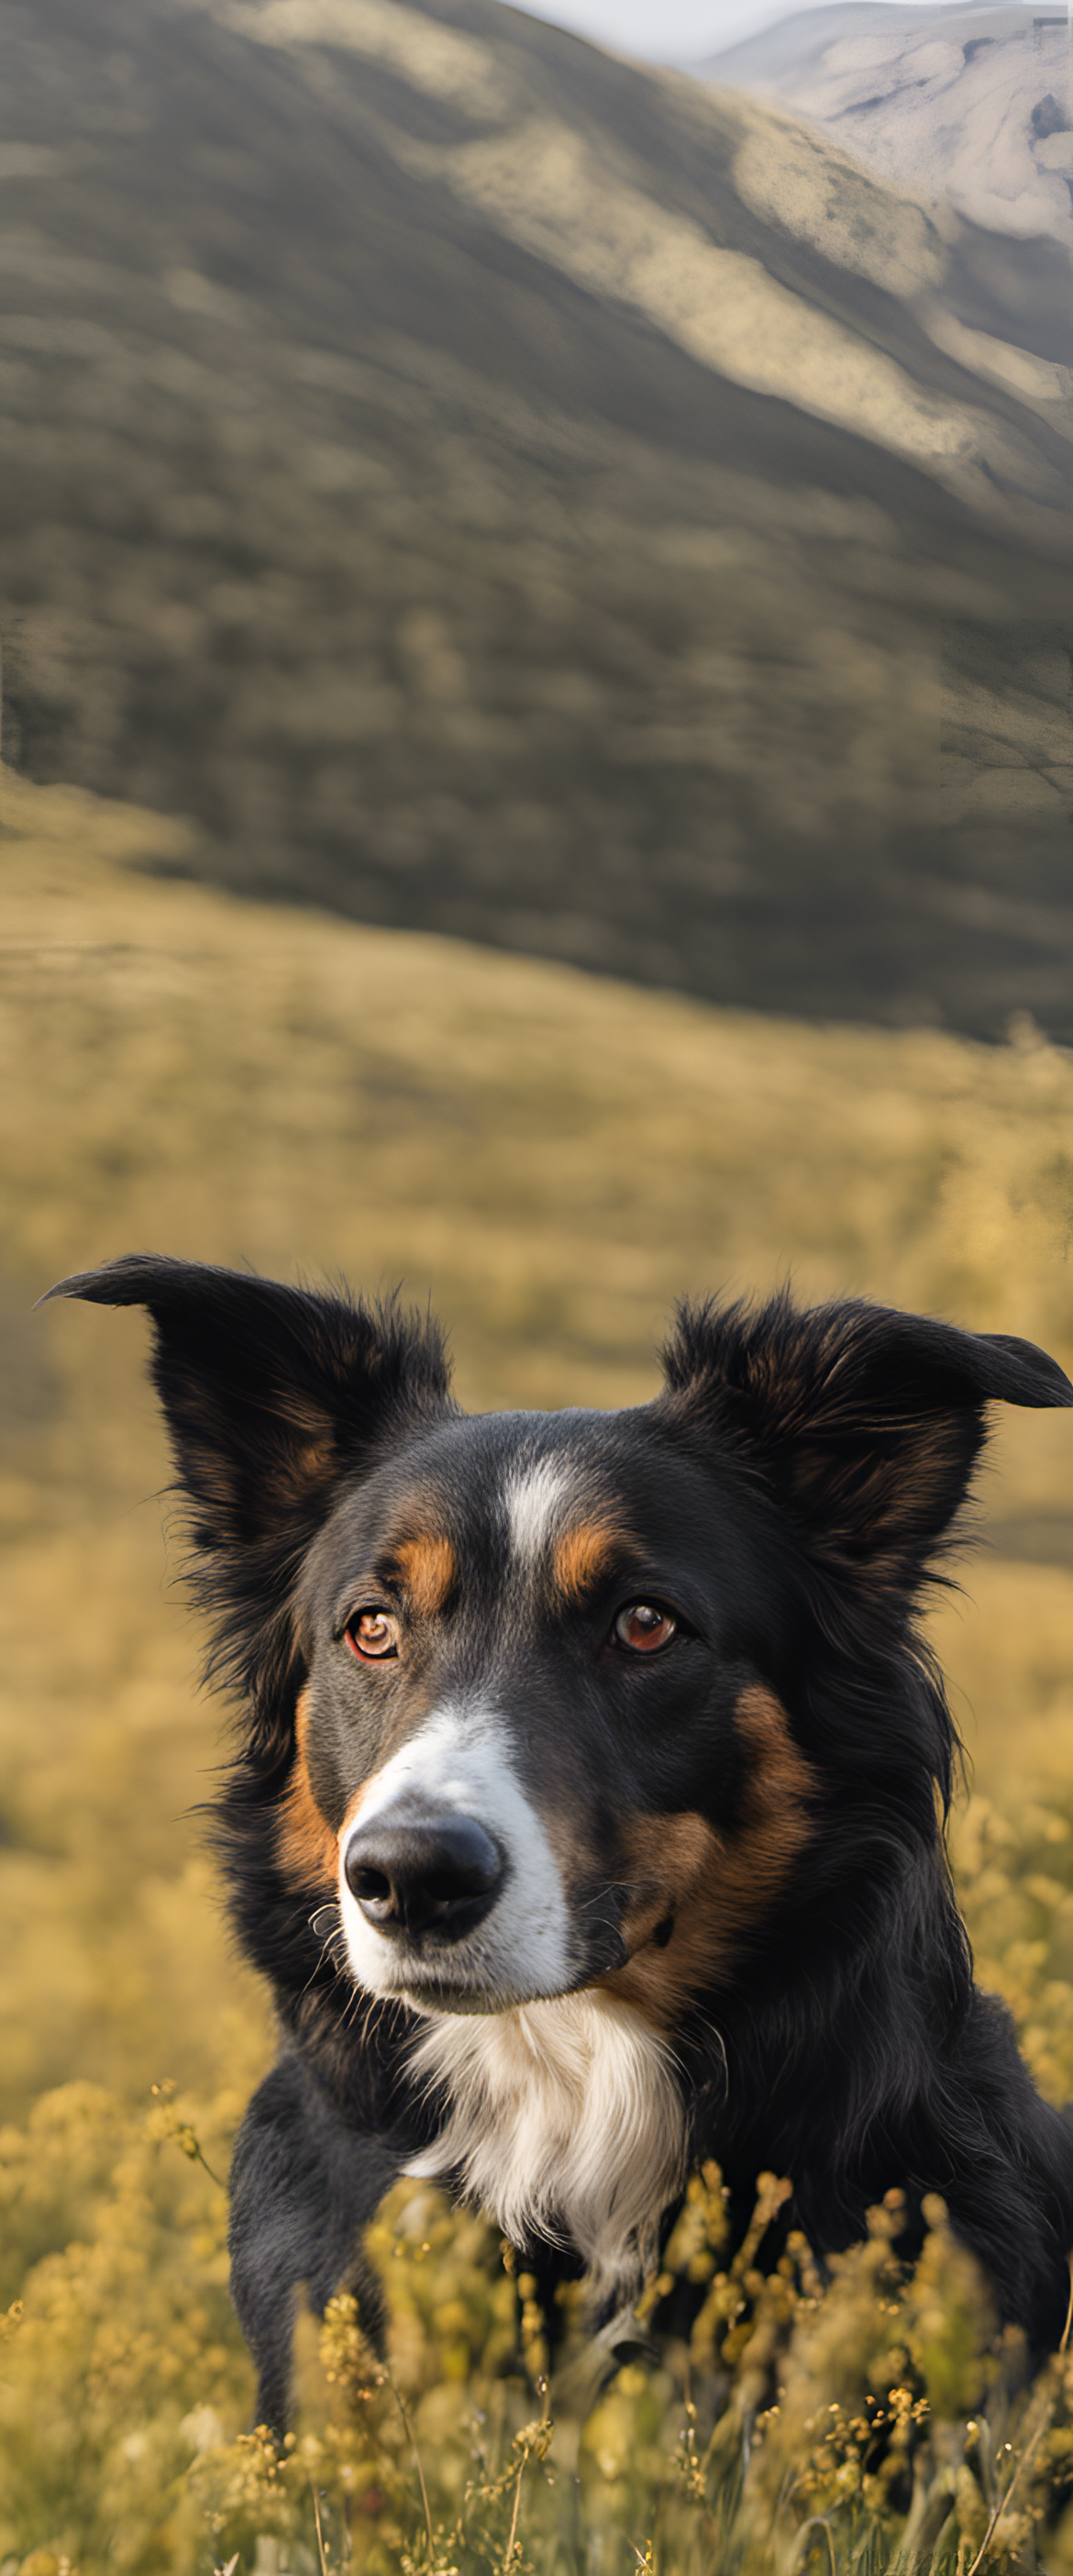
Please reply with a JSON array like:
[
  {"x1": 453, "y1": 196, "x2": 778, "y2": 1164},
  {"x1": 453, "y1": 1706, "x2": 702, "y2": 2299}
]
[
  {"x1": 343, "y1": 1808, "x2": 505, "y2": 1941},
  {"x1": 336, "y1": 1710, "x2": 578, "y2": 2005}
]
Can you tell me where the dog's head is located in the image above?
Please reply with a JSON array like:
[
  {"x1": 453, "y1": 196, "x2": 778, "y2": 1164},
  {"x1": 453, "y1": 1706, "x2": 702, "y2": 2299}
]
[{"x1": 44, "y1": 1257, "x2": 1072, "y2": 2026}]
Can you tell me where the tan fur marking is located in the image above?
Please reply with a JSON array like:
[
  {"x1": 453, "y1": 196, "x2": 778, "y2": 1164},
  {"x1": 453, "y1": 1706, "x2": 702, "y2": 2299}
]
[
  {"x1": 277, "y1": 1684, "x2": 337, "y2": 1892},
  {"x1": 553, "y1": 1517, "x2": 627, "y2": 1604},
  {"x1": 600, "y1": 1685, "x2": 816, "y2": 2025},
  {"x1": 393, "y1": 1533, "x2": 457, "y2": 1617}
]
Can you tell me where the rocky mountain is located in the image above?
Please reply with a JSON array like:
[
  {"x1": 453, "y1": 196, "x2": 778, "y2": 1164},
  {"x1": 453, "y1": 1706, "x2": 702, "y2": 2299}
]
[
  {"x1": 1, "y1": 0, "x2": 1070, "y2": 1031},
  {"x1": 696, "y1": 2, "x2": 1073, "y2": 252}
]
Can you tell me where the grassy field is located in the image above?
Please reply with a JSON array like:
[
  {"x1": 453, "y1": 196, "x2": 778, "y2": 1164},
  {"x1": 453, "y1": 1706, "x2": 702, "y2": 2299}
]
[{"x1": 3, "y1": 764, "x2": 1073, "y2": 2572}]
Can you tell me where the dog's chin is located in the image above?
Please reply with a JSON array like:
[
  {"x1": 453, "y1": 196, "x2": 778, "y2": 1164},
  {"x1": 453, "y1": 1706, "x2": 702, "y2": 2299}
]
[
  {"x1": 402, "y1": 1979, "x2": 528, "y2": 2017},
  {"x1": 400, "y1": 1965, "x2": 578, "y2": 2016},
  {"x1": 348, "y1": 1949, "x2": 575, "y2": 2017}
]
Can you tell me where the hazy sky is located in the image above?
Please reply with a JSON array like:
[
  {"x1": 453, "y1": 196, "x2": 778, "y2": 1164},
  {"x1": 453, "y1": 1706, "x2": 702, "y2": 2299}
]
[
  {"x1": 508, "y1": 0, "x2": 969, "y2": 63},
  {"x1": 508, "y1": 0, "x2": 788, "y2": 58}
]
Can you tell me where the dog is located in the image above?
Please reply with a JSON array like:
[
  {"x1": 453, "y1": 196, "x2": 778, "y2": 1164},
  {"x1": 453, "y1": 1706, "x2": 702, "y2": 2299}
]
[{"x1": 44, "y1": 1254, "x2": 1073, "y2": 2426}]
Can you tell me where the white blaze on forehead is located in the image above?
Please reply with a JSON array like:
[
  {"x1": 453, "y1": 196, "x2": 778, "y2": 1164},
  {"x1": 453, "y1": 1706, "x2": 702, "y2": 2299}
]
[
  {"x1": 337, "y1": 1704, "x2": 572, "y2": 2008},
  {"x1": 503, "y1": 1455, "x2": 576, "y2": 1567}
]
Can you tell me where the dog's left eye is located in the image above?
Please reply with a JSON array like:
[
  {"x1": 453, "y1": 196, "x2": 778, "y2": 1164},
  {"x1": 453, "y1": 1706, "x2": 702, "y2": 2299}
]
[
  {"x1": 613, "y1": 1604, "x2": 677, "y2": 1655},
  {"x1": 345, "y1": 1610, "x2": 401, "y2": 1660}
]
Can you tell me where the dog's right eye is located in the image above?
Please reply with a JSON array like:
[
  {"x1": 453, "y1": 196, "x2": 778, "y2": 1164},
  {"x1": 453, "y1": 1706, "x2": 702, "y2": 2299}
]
[{"x1": 345, "y1": 1610, "x2": 401, "y2": 1660}]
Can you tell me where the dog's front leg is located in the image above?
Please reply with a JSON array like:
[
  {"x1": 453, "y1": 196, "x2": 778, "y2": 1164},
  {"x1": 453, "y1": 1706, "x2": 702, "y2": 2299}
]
[{"x1": 228, "y1": 2050, "x2": 404, "y2": 2432}]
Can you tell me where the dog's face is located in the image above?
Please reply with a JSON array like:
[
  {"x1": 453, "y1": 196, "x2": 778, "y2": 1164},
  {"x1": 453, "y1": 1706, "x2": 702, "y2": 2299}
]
[
  {"x1": 45, "y1": 1256, "x2": 1073, "y2": 2036},
  {"x1": 289, "y1": 1409, "x2": 814, "y2": 2020}
]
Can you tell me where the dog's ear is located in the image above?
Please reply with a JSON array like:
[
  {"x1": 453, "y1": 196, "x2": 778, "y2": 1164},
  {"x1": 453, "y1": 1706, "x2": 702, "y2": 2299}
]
[
  {"x1": 40, "y1": 1255, "x2": 453, "y2": 1728},
  {"x1": 42, "y1": 1253, "x2": 451, "y2": 1546},
  {"x1": 658, "y1": 1290, "x2": 1072, "y2": 1591}
]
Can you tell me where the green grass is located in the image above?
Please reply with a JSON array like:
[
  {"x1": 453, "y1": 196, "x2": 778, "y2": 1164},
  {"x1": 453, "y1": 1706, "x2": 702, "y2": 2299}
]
[{"x1": 4, "y1": 766, "x2": 1073, "y2": 2570}]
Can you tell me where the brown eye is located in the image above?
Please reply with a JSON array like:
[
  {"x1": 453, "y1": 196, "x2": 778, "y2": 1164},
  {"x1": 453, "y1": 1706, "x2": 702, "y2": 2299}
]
[
  {"x1": 346, "y1": 1610, "x2": 400, "y2": 1660},
  {"x1": 614, "y1": 1604, "x2": 677, "y2": 1655}
]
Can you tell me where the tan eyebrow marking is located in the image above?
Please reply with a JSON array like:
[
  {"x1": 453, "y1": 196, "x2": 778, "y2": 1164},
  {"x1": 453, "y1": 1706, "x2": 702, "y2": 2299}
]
[
  {"x1": 599, "y1": 1684, "x2": 817, "y2": 2026},
  {"x1": 277, "y1": 1684, "x2": 337, "y2": 1893},
  {"x1": 393, "y1": 1533, "x2": 457, "y2": 1617},
  {"x1": 553, "y1": 1516, "x2": 629, "y2": 1604}
]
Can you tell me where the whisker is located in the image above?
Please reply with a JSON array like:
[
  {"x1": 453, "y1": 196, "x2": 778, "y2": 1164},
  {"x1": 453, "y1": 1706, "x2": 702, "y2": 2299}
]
[{"x1": 297, "y1": 1902, "x2": 347, "y2": 2002}]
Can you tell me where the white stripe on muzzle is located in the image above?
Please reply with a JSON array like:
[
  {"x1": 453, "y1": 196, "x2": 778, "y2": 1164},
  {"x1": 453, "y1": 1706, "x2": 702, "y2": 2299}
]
[{"x1": 337, "y1": 1704, "x2": 572, "y2": 2010}]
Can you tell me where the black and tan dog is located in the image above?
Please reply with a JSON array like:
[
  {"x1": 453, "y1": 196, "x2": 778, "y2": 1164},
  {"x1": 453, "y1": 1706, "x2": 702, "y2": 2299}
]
[{"x1": 46, "y1": 1256, "x2": 1073, "y2": 2424}]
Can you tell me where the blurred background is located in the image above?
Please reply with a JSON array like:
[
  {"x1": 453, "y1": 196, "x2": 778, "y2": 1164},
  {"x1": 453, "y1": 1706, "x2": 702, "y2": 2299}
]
[
  {"x1": 1, "y1": 0, "x2": 1072, "y2": 2554},
  {"x1": 1, "y1": 0, "x2": 1070, "y2": 1032}
]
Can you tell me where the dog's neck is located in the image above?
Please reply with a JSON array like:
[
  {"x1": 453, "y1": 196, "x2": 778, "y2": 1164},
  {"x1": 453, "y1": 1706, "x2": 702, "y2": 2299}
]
[{"x1": 402, "y1": 1989, "x2": 688, "y2": 2308}]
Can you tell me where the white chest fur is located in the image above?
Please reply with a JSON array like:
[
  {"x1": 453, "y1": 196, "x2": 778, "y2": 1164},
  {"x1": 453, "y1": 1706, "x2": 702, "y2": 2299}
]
[{"x1": 404, "y1": 1990, "x2": 687, "y2": 2305}]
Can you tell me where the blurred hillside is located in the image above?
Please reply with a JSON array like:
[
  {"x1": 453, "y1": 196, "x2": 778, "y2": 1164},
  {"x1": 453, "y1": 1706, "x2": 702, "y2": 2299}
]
[
  {"x1": 0, "y1": 0, "x2": 1070, "y2": 1035},
  {"x1": 3, "y1": 763, "x2": 1073, "y2": 2123}
]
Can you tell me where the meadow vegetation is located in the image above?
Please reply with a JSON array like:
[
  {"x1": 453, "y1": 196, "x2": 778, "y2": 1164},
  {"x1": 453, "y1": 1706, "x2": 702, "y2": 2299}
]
[{"x1": 3, "y1": 768, "x2": 1073, "y2": 2570}]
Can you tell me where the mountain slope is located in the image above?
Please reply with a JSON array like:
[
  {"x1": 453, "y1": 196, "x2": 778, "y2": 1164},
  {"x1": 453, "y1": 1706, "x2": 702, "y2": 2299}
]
[{"x1": 0, "y1": 0, "x2": 1070, "y2": 1030}]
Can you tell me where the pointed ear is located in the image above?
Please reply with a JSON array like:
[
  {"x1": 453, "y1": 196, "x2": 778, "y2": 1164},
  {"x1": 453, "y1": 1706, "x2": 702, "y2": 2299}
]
[
  {"x1": 40, "y1": 1255, "x2": 454, "y2": 1731},
  {"x1": 658, "y1": 1290, "x2": 1073, "y2": 1591},
  {"x1": 42, "y1": 1253, "x2": 452, "y2": 1547}
]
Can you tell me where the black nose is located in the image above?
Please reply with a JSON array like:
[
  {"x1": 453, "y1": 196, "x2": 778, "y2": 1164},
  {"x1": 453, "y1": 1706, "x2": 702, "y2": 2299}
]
[{"x1": 343, "y1": 1811, "x2": 505, "y2": 1939}]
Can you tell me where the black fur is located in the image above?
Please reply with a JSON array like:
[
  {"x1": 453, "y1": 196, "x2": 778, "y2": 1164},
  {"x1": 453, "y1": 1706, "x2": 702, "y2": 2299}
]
[{"x1": 44, "y1": 1257, "x2": 1073, "y2": 2423}]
